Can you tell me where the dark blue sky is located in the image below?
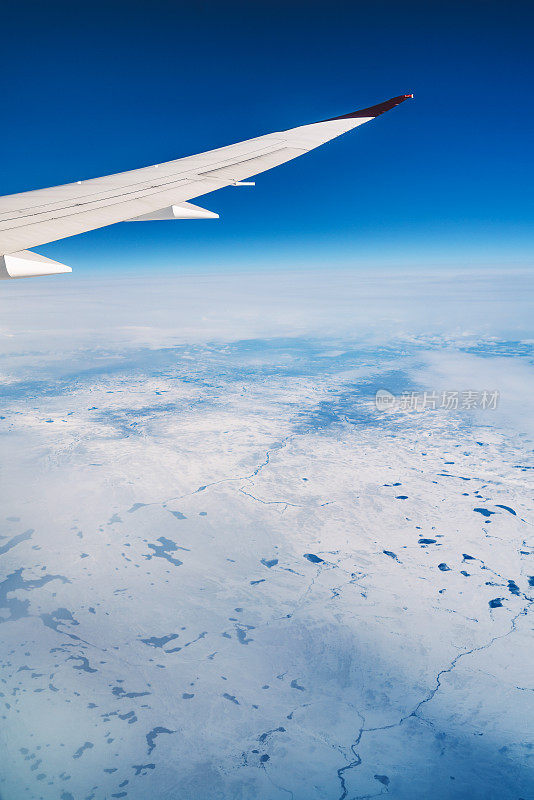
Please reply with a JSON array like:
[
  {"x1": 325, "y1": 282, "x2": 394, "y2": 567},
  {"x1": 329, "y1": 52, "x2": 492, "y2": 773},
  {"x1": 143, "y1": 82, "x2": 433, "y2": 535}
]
[{"x1": 1, "y1": 0, "x2": 532, "y2": 273}]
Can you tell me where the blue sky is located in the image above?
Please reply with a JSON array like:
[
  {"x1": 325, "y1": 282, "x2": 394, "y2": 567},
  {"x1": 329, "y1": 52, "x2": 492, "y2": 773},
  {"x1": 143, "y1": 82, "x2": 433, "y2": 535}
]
[{"x1": 1, "y1": 0, "x2": 532, "y2": 273}]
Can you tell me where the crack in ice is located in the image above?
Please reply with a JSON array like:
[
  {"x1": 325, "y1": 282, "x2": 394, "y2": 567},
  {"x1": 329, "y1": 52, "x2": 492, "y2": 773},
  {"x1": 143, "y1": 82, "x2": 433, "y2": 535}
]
[{"x1": 336, "y1": 600, "x2": 532, "y2": 800}]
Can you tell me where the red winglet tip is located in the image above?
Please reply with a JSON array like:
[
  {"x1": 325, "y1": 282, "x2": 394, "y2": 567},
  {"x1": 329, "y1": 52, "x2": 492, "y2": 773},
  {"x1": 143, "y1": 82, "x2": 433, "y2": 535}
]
[{"x1": 323, "y1": 94, "x2": 413, "y2": 122}]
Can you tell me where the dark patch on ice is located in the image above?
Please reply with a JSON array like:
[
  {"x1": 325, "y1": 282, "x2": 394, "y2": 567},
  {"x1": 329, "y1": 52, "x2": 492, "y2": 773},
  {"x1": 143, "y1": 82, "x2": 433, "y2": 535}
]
[
  {"x1": 140, "y1": 634, "x2": 179, "y2": 649},
  {"x1": 489, "y1": 598, "x2": 503, "y2": 609},
  {"x1": 495, "y1": 504, "x2": 516, "y2": 516},
  {"x1": 438, "y1": 563, "x2": 451, "y2": 572},
  {"x1": 166, "y1": 630, "x2": 206, "y2": 653},
  {"x1": 383, "y1": 550, "x2": 400, "y2": 562},
  {"x1": 68, "y1": 656, "x2": 97, "y2": 674},
  {"x1": 374, "y1": 775, "x2": 390, "y2": 786},
  {"x1": 250, "y1": 579, "x2": 265, "y2": 586},
  {"x1": 222, "y1": 693, "x2": 239, "y2": 704},
  {"x1": 294, "y1": 369, "x2": 417, "y2": 432},
  {"x1": 168, "y1": 510, "x2": 187, "y2": 520},
  {"x1": 462, "y1": 554, "x2": 475, "y2": 561},
  {"x1": 261, "y1": 558, "x2": 278, "y2": 568},
  {"x1": 474, "y1": 508, "x2": 495, "y2": 517},
  {"x1": 128, "y1": 503, "x2": 148, "y2": 513},
  {"x1": 145, "y1": 537, "x2": 183, "y2": 566},
  {"x1": 73, "y1": 741, "x2": 93, "y2": 759},
  {"x1": 419, "y1": 539, "x2": 436, "y2": 545},
  {"x1": 146, "y1": 727, "x2": 174, "y2": 755},
  {"x1": 259, "y1": 727, "x2": 285, "y2": 743},
  {"x1": 303, "y1": 553, "x2": 323, "y2": 564},
  {"x1": 132, "y1": 764, "x2": 155, "y2": 776},
  {"x1": 396, "y1": 495, "x2": 408, "y2": 500},
  {"x1": 290, "y1": 678, "x2": 305, "y2": 691},
  {"x1": 41, "y1": 608, "x2": 80, "y2": 638},
  {"x1": 182, "y1": 693, "x2": 194, "y2": 699},
  {"x1": 507, "y1": 580, "x2": 520, "y2": 596},
  {"x1": 236, "y1": 626, "x2": 254, "y2": 645},
  {"x1": 528, "y1": 577, "x2": 534, "y2": 587},
  {"x1": 112, "y1": 686, "x2": 150, "y2": 699},
  {"x1": 0, "y1": 529, "x2": 33, "y2": 556},
  {"x1": 0, "y1": 569, "x2": 70, "y2": 624}
]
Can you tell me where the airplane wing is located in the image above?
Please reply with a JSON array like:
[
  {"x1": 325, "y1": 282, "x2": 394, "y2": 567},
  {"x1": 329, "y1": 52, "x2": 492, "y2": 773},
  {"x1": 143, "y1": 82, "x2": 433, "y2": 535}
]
[{"x1": 0, "y1": 94, "x2": 412, "y2": 279}]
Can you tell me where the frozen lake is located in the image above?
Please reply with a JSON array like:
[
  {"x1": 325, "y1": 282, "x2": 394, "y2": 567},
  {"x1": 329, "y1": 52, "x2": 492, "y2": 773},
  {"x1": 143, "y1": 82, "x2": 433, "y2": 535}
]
[{"x1": 0, "y1": 268, "x2": 532, "y2": 799}]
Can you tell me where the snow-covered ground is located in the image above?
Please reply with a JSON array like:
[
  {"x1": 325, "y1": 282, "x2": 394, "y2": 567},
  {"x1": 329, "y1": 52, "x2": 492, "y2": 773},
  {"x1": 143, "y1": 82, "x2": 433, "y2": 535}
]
[{"x1": 0, "y1": 269, "x2": 532, "y2": 799}]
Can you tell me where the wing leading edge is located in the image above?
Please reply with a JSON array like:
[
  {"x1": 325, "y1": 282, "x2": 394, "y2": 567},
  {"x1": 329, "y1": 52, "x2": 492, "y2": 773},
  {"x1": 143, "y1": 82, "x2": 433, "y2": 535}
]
[{"x1": 0, "y1": 94, "x2": 412, "y2": 278}]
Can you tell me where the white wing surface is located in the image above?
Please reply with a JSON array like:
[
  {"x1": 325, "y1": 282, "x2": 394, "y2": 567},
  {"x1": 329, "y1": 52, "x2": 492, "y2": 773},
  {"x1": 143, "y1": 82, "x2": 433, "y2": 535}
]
[{"x1": 0, "y1": 94, "x2": 412, "y2": 278}]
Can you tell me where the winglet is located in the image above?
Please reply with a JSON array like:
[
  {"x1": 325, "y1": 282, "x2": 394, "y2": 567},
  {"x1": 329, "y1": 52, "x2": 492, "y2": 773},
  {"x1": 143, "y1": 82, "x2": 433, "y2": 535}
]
[{"x1": 324, "y1": 94, "x2": 413, "y2": 122}]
